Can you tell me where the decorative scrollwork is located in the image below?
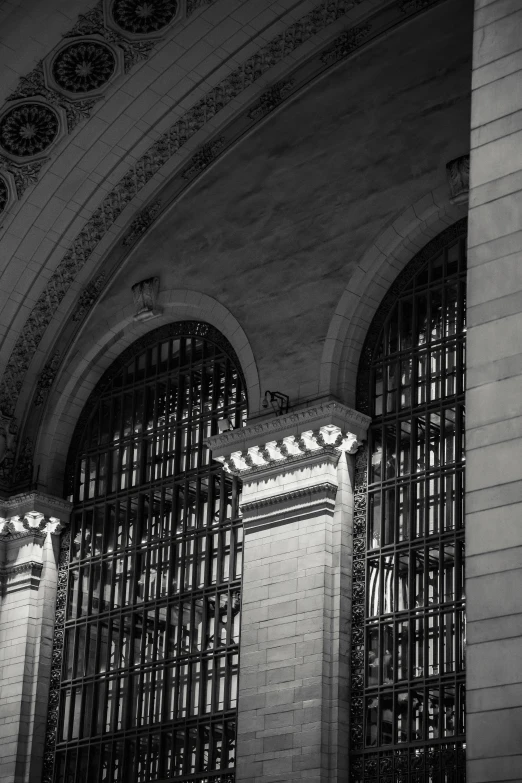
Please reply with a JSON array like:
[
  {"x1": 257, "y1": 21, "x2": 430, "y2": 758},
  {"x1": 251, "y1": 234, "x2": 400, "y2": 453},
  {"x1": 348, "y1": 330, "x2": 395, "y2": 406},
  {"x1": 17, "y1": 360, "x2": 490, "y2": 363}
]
[
  {"x1": 111, "y1": 0, "x2": 178, "y2": 34},
  {"x1": 0, "y1": 174, "x2": 8, "y2": 211},
  {"x1": 0, "y1": 103, "x2": 59, "y2": 157},
  {"x1": 52, "y1": 41, "x2": 116, "y2": 93},
  {"x1": 42, "y1": 529, "x2": 70, "y2": 783}
]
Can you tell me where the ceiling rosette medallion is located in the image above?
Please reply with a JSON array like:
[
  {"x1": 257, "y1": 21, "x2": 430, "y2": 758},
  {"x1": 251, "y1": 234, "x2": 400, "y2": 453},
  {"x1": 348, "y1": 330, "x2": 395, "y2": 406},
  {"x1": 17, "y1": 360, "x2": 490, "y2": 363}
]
[
  {"x1": 0, "y1": 100, "x2": 65, "y2": 161},
  {"x1": 51, "y1": 40, "x2": 117, "y2": 94},
  {"x1": 108, "y1": 0, "x2": 180, "y2": 38},
  {"x1": 44, "y1": 36, "x2": 123, "y2": 100}
]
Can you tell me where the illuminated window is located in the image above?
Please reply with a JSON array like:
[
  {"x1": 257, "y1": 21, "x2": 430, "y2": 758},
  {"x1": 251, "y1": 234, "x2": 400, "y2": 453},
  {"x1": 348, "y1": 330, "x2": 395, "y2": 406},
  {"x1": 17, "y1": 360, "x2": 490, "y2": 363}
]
[
  {"x1": 51, "y1": 323, "x2": 246, "y2": 783},
  {"x1": 350, "y1": 222, "x2": 467, "y2": 781}
]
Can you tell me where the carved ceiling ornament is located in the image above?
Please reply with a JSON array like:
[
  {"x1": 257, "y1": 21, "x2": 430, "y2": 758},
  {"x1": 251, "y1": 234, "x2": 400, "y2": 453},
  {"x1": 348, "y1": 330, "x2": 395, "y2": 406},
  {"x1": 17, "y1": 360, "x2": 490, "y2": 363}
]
[
  {"x1": 132, "y1": 276, "x2": 161, "y2": 319},
  {"x1": 111, "y1": 0, "x2": 179, "y2": 34},
  {"x1": 0, "y1": 102, "x2": 59, "y2": 158},
  {"x1": 446, "y1": 153, "x2": 470, "y2": 204},
  {"x1": 52, "y1": 40, "x2": 117, "y2": 93}
]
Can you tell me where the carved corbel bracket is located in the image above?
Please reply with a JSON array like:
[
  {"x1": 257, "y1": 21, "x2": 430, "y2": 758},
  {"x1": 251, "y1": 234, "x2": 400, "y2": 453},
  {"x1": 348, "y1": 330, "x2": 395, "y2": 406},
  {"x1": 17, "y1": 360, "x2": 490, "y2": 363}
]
[
  {"x1": 131, "y1": 276, "x2": 161, "y2": 321},
  {"x1": 446, "y1": 154, "x2": 469, "y2": 204}
]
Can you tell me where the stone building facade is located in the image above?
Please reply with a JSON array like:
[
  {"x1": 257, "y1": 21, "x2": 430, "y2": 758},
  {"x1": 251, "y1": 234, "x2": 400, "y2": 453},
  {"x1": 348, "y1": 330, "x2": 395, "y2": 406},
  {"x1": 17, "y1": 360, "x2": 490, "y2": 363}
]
[{"x1": 0, "y1": 0, "x2": 520, "y2": 781}]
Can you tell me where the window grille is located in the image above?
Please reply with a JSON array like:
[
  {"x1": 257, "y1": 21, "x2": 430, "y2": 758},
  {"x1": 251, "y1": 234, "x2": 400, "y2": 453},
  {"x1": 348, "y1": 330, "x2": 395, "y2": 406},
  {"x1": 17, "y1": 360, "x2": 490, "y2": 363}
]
[
  {"x1": 45, "y1": 322, "x2": 247, "y2": 783},
  {"x1": 350, "y1": 221, "x2": 467, "y2": 781}
]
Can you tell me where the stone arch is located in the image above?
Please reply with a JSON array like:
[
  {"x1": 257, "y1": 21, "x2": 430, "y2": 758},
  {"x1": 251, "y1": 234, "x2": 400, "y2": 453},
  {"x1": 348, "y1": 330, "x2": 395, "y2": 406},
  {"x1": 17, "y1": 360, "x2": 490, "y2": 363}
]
[
  {"x1": 319, "y1": 188, "x2": 468, "y2": 407},
  {"x1": 36, "y1": 290, "x2": 260, "y2": 496}
]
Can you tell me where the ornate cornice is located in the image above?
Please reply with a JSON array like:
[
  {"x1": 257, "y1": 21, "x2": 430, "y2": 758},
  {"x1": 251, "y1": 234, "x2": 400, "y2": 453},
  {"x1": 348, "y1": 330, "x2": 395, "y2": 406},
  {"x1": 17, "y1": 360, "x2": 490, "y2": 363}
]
[
  {"x1": 0, "y1": 559, "x2": 43, "y2": 577},
  {"x1": 240, "y1": 482, "x2": 337, "y2": 512},
  {"x1": 208, "y1": 401, "x2": 370, "y2": 454},
  {"x1": 207, "y1": 402, "x2": 370, "y2": 478}
]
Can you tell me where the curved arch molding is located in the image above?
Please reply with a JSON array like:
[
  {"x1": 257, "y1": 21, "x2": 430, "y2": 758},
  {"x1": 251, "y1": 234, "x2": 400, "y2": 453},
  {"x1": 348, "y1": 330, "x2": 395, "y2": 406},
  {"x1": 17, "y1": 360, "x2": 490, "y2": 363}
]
[
  {"x1": 319, "y1": 190, "x2": 468, "y2": 407},
  {"x1": 34, "y1": 291, "x2": 260, "y2": 495}
]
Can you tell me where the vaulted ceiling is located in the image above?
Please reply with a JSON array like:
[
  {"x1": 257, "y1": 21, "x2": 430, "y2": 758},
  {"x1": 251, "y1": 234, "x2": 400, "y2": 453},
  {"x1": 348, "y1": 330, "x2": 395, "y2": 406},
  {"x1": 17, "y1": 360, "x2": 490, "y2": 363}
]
[{"x1": 0, "y1": 0, "x2": 460, "y2": 492}]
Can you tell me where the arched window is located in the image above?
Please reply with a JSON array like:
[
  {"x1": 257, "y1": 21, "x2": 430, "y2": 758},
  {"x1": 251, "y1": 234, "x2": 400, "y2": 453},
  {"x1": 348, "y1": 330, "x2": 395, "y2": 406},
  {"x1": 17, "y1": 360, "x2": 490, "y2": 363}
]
[
  {"x1": 46, "y1": 322, "x2": 247, "y2": 783},
  {"x1": 350, "y1": 220, "x2": 467, "y2": 781}
]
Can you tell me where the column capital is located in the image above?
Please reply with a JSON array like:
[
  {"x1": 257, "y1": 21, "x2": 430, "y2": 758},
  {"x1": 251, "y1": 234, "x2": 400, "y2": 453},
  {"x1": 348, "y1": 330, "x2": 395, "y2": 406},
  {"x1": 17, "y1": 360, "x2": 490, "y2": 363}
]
[
  {"x1": 0, "y1": 491, "x2": 72, "y2": 538},
  {"x1": 0, "y1": 492, "x2": 72, "y2": 593},
  {"x1": 206, "y1": 400, "x2": 371, "y2": 478}
]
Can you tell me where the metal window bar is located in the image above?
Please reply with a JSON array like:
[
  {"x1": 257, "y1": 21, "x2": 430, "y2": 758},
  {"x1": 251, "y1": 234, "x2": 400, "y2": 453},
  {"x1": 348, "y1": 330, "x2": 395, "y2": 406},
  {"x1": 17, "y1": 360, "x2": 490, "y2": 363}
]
[
  {"x1": 45, "y1": 324, "x2": 247, "y2": 783},
  {"x1": 350, "y1": 228, "x2": 467, "y2": 782}
]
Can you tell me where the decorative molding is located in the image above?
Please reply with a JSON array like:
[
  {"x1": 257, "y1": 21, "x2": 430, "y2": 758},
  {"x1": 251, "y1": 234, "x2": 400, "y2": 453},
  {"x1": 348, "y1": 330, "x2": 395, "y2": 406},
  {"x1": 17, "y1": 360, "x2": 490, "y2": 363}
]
[
  {"x1": 71, "y1": 273, "x2": 106, "y2": 322},
  {"x1": 51, "y1": 40, "x2": 117, "y2": 93},
  {"x1": 41, "y1": 529, "x2": 70, "y2": 783},
  {"x1": 13, "y1": 436, "x2": 34, "y2": 486},
  {"x1": 248, "y1": 79, "x2": 295, "y2": 121},
  {"x1": 0, "y1": 156, "x2": 46, "y2": 199},
  {"x1": 132, "y1": 275, "x2": 161, "y2": 319},
  {"x1": 207, "y1": 400, "x2": 371, "y2": 456},
  {"x1": 34, "y1": 351, "x2": 62, "y2": 406},
  {"x1": 208, "y1": 404, "x2": 368, "y2": 478},
  {"x1": 0, "y1": 174, "x2": 8, "y2": 212},
  {"x1": 122, "y1": 199, "x2": 161, "y2": 245},
  {"x1": 181, "y1": 137, "x2": 225, "y2": 179},
  {"x1": 349, "y1": 446, "x2": 367, "y2": 750},
  {"x1": 0, "y1": 413, "x2": 18, "y2": 486},
  {"x1": 240, "y1": 481, "x2": 338, "y2": 512},
  {"x1": 0, "y1": 559, "x2": 43, "y2": 577},
  {"x1": 446, "y1": 153, "x2": 469, "y2": 204},
  {"x1": 64, "y1": 2, "x2": 157, "y2": 73},
  {"x1": 0, "y1": 490, "x2": 73, "y2": 517},
  {"x1": 111, "y1": 0, "x2": 179, "y2": 35},
  {"x1": 320, "y1": 24, "x2": 372, "y2": 65},
  {"x1": 399, "y1": 0, "x2": 431, "y2": 12},
  {"x1": 0, "y1": 101, "x2": 60, "y2": 158}
]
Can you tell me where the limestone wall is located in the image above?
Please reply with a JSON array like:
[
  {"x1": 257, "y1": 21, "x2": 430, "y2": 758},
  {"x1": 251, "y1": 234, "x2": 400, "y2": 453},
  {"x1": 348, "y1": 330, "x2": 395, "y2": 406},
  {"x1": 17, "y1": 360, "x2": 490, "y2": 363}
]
[{"x1": 466, "y1": 1, "x2": 522, "y2": 780}]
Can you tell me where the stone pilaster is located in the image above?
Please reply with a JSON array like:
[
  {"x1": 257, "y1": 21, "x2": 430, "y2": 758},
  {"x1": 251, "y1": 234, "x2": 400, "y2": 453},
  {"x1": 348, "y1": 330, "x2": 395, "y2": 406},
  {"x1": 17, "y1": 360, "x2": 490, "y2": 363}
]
[
  {"x1": 207, "y1": 401, "x2": 370, "y2": 782},
  {"x1": 0, "y1": 492, "x2": 71, "y2": 783},
  {"x1": 466, "y1": 2, "x2": 522, "y2": 781}
]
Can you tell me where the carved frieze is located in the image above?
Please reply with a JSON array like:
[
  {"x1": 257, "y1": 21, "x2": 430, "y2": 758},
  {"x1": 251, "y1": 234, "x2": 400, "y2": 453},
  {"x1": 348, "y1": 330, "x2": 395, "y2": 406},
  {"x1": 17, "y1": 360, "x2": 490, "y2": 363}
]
[
  {"x1": 13, "y1": 437, "x2": 34, "y2": 486},
  {"x1": 181, "y1": 138, "x2": 225, "y2": 179},
  {"x1": 247, "y1": 80, "x2": 295, "y2": 121},
  {"x1": 34, "y1": 351, "x2": 61, "y2": 406},
  {"x1": 0, "y1": 414, "x2": 18, "y2": 484},
  {"x1": 122, "y1": 200, "x2": 161, "y2": 245},
  {"x1": 72, "y1": 273, "x2": 106, "y2": 321},
  {"x1": 320, "y1": 25, "x2": 372, "y2": 65}
]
